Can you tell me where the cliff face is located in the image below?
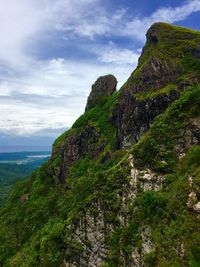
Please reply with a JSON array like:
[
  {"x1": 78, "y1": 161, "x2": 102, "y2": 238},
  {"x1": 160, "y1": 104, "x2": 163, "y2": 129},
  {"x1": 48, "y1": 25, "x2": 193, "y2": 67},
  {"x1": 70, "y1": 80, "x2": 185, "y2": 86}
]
[
  {"x1": 0, "y1": 23, "x2": 200, "y2": 267},
  {"x1": 112, "y1": 22, "x2": 200, "y2": 148},
  {"x1": 85, "y1": 74, "x2": 117, "y2": 111},
  {"x1": 51, "y1": 22, "x2": 200, "y2": 184},
  {"x1": 51, "y1": 74, "x2": 117, "y2": 184}
]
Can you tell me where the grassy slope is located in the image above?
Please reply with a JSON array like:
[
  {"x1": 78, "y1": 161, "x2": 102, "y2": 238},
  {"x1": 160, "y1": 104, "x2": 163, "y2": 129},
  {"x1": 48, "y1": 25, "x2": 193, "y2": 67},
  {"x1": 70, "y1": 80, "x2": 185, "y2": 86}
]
[{"x1": 0, "y1": 23, "x2": 200, "y2": 266}]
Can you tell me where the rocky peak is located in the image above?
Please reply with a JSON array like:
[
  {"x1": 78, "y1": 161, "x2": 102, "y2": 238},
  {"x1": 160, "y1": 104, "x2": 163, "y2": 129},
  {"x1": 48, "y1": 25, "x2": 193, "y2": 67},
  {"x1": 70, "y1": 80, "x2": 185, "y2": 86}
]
[
  {"x1": 85, "y1": 74, "x2": 117, "y2": 111},
  {"x1": 112, "y1": 23, "x2": 200, "y2": 148},
  {"x1": 146, "y1": 22, "x2": 200, "y2": 45}
]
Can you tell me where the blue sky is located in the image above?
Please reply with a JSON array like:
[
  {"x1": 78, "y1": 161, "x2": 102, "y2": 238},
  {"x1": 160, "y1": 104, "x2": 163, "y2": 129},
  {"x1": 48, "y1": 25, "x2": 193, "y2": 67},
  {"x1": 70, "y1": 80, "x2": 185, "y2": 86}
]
[{"x1": 0, "y1": 0, "x2": 200, "y2": 143}]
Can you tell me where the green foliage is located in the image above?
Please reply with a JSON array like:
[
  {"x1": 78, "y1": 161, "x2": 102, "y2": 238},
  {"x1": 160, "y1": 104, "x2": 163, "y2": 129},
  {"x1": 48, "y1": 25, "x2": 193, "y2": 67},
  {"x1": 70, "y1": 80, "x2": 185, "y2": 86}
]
[
  {"x1": 1, "y1": 23, "x2": 200, "y2": 267},
  {"x1": 72, "y1": 92, "x2": 119, "y2": 147},
  {"x1": 144, "y1": 251, "x2": 157, "y2": 267},
  {"x1": 135, "y1": 84, "x2": 177, "y2": 100},
  {"x1": 0, "y1": 153, "x2": 50, "y2": 206},
  {"x1": 132, "y1": 85, "x2": 200, "y2": 172},
  {"x1": 135, "y1": 191, "x2": 167, "y2": 220}
]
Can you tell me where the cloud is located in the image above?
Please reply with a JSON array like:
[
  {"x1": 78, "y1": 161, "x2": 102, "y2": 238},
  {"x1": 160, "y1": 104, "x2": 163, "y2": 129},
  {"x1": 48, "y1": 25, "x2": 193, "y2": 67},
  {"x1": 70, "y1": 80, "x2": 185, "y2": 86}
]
[
  {"x1": 51, "y1": 0, "x2": 200, "y2": 41},
  {"x1": 0, "y1": 0, "x2": 100, "y2": 67},
  {"x1": 96, "y1": 43, "x2": 140, "y2": 65},
  {"x1": 0, "y1": 0, "x2": 200, "y2": 69},
  {"x1": 0, "y1": 0, "x2": 199, "y2": 69},
  {"x1": 0, "y1": 0, "x2": 200, "y2": 136},
  {"x1": 122, "y1": 0, "x2": 200, "y2": 41},
  {"x1": 0, "y1": 58, "x2": 134, "y2": 135}
]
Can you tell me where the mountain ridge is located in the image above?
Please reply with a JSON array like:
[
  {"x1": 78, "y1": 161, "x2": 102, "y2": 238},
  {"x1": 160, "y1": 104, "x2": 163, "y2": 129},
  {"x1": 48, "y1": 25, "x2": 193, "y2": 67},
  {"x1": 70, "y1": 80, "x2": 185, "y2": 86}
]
[{"x1": 0, "y1": 22, "x2": 200, "y2": 267}]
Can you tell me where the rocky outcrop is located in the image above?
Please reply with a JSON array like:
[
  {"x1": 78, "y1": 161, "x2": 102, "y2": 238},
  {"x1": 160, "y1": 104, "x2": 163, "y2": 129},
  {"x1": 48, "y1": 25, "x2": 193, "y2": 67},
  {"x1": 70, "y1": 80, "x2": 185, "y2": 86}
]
[
  {"x1": 124, "y1": 24, "x2": 184, "y2": 94},
  {"x1": 50, "y1": 23, "x2": 200, "y2": 265},
  {"x1": 187, "y1": 175, "x2": 200, "y2": 215},
  {"x1": 63, "y1": 154, "x2": 159, "y2": 267},
  {"x1": 85, "y1": 74, "x2": 117, "y2": 111},
  {"x1": 110, "y1": 23, "x2": 200, "y2": 149},
  {"x1": 52, "y1": 126, "x2": 106, "y2": 183},
  {"x1": 65, "y1": 200, "x2": 113, "y2": 267},
  {"x1": 129, "y1": 155, "x2": 164, "y2": 192},
  {"x1": 112, "y1": 89, "x2": 180, "y2": 149},
  {"x1": 174, "y1": 117, "x2": 200, "y2": 158},
  {"x1": 51, "y1": 75, "x2": 117, "y2": 184},
  {"x1": 125, "y1": 57, "x2": 182, "y2": 94}
]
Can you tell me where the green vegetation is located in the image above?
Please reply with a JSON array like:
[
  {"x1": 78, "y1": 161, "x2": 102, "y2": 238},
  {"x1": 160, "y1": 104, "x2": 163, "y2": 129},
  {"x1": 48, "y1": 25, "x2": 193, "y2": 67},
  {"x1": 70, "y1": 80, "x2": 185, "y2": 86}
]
[
  {"x1": 132, "y1": 85, "x2": 200, "y2": 172},
  {"x1": 124, "y1": 22, "x2": 200, "y2": 94},
  {"x1": 135, "y1": 84, "x2": 177, "y2": 100},
  {"x1": 72, "y1": 91, "x2": 120, "y2": 148},
  {"x1": 0, "y1": 23, "x2": 200, "y2": 267},
  {"x1": 0, "y1": 153, "x2": 50, "y2": 206}
]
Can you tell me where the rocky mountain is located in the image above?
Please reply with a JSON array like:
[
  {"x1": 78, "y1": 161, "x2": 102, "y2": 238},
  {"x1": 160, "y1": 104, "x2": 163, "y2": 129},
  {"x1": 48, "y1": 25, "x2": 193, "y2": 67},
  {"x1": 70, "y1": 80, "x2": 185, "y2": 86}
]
[{"x1": 0, "y1": 23, "x2": 200, "y2": 267}]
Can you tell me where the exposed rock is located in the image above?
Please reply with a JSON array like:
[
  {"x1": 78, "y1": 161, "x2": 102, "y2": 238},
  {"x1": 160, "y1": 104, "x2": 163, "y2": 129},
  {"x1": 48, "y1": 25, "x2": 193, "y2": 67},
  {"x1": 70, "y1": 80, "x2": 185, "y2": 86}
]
[
  {"x1": 65, "y1": 199, "x2": 113, "y2": 267},
  {"x1": 112, "y1": 89, "x2": 180, "y2": 149},
  {"x1": 63, "y1": 154, "x2": 160, "y2": 267},
  {"x1": 111, "y1": 23, "x2": 200, "y2": 149},
  {"x1": 141, "y1": 226, "x2": 154, "y2": 257},
  {"x1": 130, "y1": 226, "x2": 154, "y2": 267},
  {"x1": 174, "y1": 121, "x2": 200, "y2": 158},
  {"x1": 187, "y1": 175, "x2": 200, "y2": 214},
  {"x1": 193, "y1": 202, "x2": 200, "y2": 213},
  {"x1": 85, "y1": 74, "x2": 117, "y2": 111},
  {"x1": 174, "y1": 243, "x2": 185, "y2": 258},
  {"x1": 51, "y1": 126, "x2": 106, "y2": 183},
  {"x1": 20, "y1": 193, "x2": 29, "y2": 204},
  {"x1": 129, "y1": 155, "x2": 164, "y2": 191},
  {"x1": 126, "y1": 57, "x2": 182, "y2": 94},
  {"x1": 123, "y1": 23, "x2": 186, "y2": 95},
  {"x1": 187, "y1": 191, "x2": 197, "y2": 209},
  {"x1": 189, "y1": 117, "x2": 200, "y2": 143}
]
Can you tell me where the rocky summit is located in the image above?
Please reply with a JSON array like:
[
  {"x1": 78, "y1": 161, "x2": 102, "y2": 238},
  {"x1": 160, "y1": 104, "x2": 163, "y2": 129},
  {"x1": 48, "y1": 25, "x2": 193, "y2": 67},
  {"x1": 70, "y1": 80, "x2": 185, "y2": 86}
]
[
  {"x1": 0, "y1": 23, "x2": 200, "y2": 267},
  {"x1": 85, "y1": 74, "x2": 117, "y2": 111}
]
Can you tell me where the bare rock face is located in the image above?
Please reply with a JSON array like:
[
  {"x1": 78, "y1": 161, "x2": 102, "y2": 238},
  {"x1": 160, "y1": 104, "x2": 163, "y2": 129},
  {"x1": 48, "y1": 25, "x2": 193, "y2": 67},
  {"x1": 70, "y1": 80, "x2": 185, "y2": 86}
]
[
  {"x1": 112, "y1": 89, "x2": 180, "y2": 149},
  {"x1": 85, "y1": 74, "x2": 117, "y2": 111},
  {"x1": 51, "y1": 126, "x2": 106, "y2": 183},
  {"x1": 63, "y1": 154, "x2": 158, "y2": 267},
  {"x1": 111, "y1": 23, "x2": 200, "y2": 149}
]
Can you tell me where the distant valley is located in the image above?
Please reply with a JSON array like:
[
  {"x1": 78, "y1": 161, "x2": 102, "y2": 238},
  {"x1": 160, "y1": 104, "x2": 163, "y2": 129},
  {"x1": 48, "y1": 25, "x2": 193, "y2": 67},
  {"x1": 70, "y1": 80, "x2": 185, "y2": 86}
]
[{"x1": 0, "y1": 151, "x2": 50, "y2": 205}]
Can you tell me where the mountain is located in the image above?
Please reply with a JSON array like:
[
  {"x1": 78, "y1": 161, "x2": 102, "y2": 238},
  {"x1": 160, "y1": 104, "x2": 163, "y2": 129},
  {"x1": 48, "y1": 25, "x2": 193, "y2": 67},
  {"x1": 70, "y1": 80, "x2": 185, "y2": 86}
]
[{"x1": 0, "y1": 23, "x2": 200, "y2": 267}]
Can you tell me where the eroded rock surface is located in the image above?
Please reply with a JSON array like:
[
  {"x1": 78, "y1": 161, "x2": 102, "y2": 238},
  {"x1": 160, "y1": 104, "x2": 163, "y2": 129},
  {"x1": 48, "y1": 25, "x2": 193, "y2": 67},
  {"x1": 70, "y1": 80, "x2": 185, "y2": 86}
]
[
  {"x1": 112, "y1": 89, "x2": 179, "y2": 149},
  {"x1": 85, "y1": 74, "x2": 117, "y2": 111},
  {"x1": 52, "y1": 126, "x2": 106, "y2": 183}
]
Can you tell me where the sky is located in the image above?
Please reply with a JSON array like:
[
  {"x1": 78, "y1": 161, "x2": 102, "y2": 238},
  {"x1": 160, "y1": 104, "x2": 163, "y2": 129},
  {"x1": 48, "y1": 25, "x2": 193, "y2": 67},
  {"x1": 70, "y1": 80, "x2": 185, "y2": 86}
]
[{"x1": 0, "y1": 0, "x2": 200, "y2": 148}]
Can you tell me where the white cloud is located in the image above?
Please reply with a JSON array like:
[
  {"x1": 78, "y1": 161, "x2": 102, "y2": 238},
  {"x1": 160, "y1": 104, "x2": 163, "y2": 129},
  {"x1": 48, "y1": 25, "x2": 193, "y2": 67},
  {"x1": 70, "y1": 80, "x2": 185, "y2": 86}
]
[
  {"x1": 0, "y1": 0, "x2": 45, "y2": 68},
  {"x1": 0, "y1": 0, "x2": 100, "y2": 67},
  {"x1": 0, "y1": 0, "x2": 200, "y2": 136},
  {"x1": 0, "y1": 0, "x2": 199, "y2": 69},
  {"x1": 122, "y1": 0, "x2": 200, "y2": 41},
  {"x1": 0, "y1": 0, "x2": 200, "y2": 69},
  {"x1": 96, "y1": 43, "x2": 140, "y2": 65},
  {"x1": 0, "y1": 58, "x2": 134, "y2": 135},
  {"x1": 53, "y1": 0, "x2": 200, "y2": 41}
]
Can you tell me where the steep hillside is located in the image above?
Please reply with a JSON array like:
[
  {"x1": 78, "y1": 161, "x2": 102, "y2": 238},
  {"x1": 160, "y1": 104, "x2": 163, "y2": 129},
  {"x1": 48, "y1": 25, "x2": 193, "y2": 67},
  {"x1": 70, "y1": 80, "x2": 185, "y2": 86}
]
[{"x1": 0, "y1": 23, "x2": 200, "y2": 267}]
